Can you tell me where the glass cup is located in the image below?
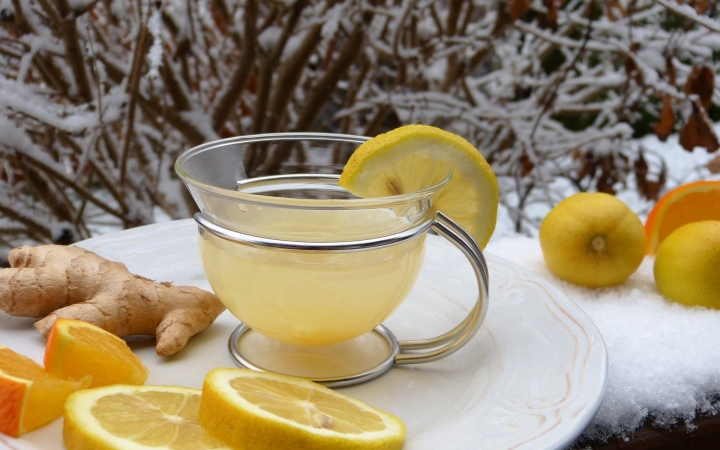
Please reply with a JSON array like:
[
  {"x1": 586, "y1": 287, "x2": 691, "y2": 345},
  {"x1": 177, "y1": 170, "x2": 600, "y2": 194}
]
[{"x1": 176, "y1": 133, "x2": 489, "y2": 385}]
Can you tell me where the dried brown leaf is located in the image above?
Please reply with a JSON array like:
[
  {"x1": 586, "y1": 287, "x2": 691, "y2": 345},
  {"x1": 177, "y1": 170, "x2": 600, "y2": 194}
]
[
  {"x1": 708, "y1": 154, "x2": 720, "y2": 174},
  {"x1": 690, "y1": 0, "x2": 710, "y2": 14},
  {"x1": 538, "y1": 0, "x2": 559, "y2": 30},
  {"x1": 595, "y1": 154, "x2": 619, "y2": 195},
  {"x1": 519, "y1": 153, "x2": 534, "y2": 177},
  {"x1": 665, "y1": 55, "x2": 676, "y2": 86},
  {"x1": 509, "y1": 0, "x2": 532, "y2": 21},
  {"x1": 679, "y1": 99, "x2": 720, "y2": 153},
  {"x1": 634, "y1": 152, "x2": 649, "y2": 198},
  {"x1": 654, "y1": 95, "x2": 676, "y2": 141},
  {"x1": 684, "y1": 64, "x2": 714, "y2": 111}
]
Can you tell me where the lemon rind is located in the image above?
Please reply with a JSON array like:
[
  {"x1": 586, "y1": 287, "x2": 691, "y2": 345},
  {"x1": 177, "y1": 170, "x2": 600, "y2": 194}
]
[
  {"x1": 339, "y1": 125, "x2": 499, "y2": 248},
  {"x1": 203, "y1": 368, "x2": 406, "y2": 440}
]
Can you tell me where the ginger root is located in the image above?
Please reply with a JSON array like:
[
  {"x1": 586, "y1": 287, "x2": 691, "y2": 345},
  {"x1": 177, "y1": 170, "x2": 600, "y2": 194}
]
[{"x1": 0, "y1": 245, "x2": 225, "y2": 356}]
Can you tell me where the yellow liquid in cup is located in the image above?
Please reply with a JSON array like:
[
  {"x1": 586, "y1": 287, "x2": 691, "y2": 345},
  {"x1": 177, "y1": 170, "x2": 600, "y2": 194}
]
[{"x1": 200, "y1": 212, "x2": 426, "y2": 346}]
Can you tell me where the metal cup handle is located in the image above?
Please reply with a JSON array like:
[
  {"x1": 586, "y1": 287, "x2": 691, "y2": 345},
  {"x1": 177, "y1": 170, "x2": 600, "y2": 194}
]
[{"x1": 394, "y1": 211, "x2": 490, "y2": 365}]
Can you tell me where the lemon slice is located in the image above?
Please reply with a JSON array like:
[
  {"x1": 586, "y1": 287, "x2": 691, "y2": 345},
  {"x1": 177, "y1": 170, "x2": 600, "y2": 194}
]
[
  {"x1": 199, "y1": 368, "x2": 406, "y2": 450},
  {"x1": 63, "y1": 385, "x2": 231, "y2": 450},
  {"x1": 339, "y1": 124, "x2": 499, "y2": 248}
]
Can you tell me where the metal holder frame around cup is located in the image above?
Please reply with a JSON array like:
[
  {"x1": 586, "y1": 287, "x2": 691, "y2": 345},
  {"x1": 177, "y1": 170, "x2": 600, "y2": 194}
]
[{"x1": 195, "y1": 210, "x2": 489, "y2": 387}]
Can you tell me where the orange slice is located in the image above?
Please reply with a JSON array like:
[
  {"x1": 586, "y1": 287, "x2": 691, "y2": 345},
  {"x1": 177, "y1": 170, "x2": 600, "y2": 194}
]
[
  {"x1": 44, "y1": 318, "x2": 148, "y2": 388},
  {"x1": 645, "y1": 180, "x2": 720, "y2": 255},
  {"x1": 0, "y1": 345, "x2": 87, "y2": 437}
]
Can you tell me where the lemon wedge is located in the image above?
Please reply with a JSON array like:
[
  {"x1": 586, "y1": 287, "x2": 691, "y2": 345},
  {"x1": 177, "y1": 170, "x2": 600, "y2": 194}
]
[
  {"x1": 63, "y1": 385, "x2": 230, "y2": 450},
  {"x1": 339, "y1": 124, "x2": 499, "y2": 248},
  {"x1": 199, "y1": 368, "x2": 406, "y2": 450}
]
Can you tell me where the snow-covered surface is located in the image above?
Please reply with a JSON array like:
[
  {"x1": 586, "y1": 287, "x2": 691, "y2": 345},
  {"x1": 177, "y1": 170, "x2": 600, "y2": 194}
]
[
  {"x1": 486, "y1": 237, "x2": 720, "y2": 442},
  {"x1": 489, "y1": 131, "x2": 720, "y2": 443}
]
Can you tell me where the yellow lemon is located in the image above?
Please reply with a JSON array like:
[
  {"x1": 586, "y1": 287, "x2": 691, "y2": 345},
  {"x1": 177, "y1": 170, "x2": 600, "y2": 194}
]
[
  {"x1": 63, "y1": 385, "x2": 230, "y2": 450},
  {"x1": 539, "y1": 192, "x2": 646, "y2": 287},
  {"x1": 339, "y1": 124, "x2": 499, "y2": 248},
  {"x1": 654, "y1": 220, "x2": 720, "y2": 309},
  {"x1": 199, "y1": 368, "x2": 406, "y2": 450}
]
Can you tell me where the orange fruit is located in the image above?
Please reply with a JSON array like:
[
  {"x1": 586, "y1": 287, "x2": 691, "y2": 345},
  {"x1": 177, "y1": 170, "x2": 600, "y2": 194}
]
[
  {"x1": 44, "y1": 318, "x2": 148, "y2": 388},
  {"x1": 0, "y1": 345, "x2": 88, "y2": 437},
  {"x1": 645, "y1": 180, "x2": 720, "y2": 255}
]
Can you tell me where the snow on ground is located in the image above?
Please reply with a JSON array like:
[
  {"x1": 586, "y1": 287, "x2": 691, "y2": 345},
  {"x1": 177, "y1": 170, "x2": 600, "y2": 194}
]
[
  {"x1": 487, "y1": 236, "x2": 720, "y2": 443},
  {"x1": 488, "y1": 128, "x2": 720, "y2": 443}
]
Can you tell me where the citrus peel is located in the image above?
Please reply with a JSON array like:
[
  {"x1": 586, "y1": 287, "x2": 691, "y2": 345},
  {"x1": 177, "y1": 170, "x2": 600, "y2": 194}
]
[
  {"x1": 0, "y1": 345, "x2": 88, "y2": 437},
  {"x1": 645, "y1": 180, "x2": 720, "y2": 255},
  {"x1": 44, "y1": 318, "x2": 148, "y2": 388},
  {"x1": 539, "y1": 192, "x2": 646, "y2": 287},
  {"x1": 199, "y1": 368, "x2": 406, "y2": 450},
  {"x1": 654, "y1": 220, "x2": 720, "y2": 309},
  {"x1": 339, "y1": 124, "x2": 499, "y2": 248}
]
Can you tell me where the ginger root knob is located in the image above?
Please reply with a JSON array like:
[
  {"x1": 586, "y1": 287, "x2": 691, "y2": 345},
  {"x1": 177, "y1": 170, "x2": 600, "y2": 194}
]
[{"x1": 0, "y1": 245, "x2": 225, "y2": 356}]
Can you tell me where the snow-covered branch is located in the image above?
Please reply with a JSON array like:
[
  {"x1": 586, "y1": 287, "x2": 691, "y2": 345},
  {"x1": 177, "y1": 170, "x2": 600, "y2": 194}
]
[{"x1": 0, "y1": 0, "x2": 719, "y2": 248}]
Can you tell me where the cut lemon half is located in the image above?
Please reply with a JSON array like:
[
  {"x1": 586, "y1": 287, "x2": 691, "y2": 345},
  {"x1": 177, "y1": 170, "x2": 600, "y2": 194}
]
[
  {"x1": 63, "y1": 385, "x2": 230, "y2": 450},
  {"x1": 199, "y1": 368, "x2": 406, "y2": 450},
  {"x1": 0, "y1": 345, "x2": 87, "y2": 437},
  {"x1": 339, "y1": 124, "x2": 499, "y2": 248}
]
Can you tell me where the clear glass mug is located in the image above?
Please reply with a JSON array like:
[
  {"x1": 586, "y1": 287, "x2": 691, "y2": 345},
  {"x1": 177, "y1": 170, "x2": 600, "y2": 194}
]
[{"x1": 175, "y1": 133, "x2": 488, "y2": 383}]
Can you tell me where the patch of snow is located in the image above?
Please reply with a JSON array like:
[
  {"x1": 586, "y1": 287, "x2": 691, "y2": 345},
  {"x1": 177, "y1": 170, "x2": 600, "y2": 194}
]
[
  {"x1": 637, "y1": 48, "x2": 666, "y2": 72},
  {"x1": 486, "y1": 236, "x2": 720, "y2": 442},
  {"x1": 489, "y1": 124, "x2": 720, "y2": 443},
  {"x1": 146, "y1": 9, "x2": 164, "y2": 79},
  {"x1": 258, "y1": 26, "x2": 282, "y2": 53},
  {"x1": 424, "y1": 58, "x2": 447, "y2": 83},
  {"x1": 321, "y1": 3, "x2": 343, "y2": 39}
]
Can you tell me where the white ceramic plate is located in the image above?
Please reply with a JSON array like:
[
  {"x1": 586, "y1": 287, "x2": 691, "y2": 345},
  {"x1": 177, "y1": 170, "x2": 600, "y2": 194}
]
[{"x1": 0, "y1": 220, "x2": 606, "y2": 450}]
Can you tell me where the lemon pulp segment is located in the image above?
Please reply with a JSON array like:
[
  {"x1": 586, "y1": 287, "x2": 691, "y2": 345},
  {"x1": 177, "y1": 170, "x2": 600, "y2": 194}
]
[{"x1": 63, "y1": 385, "x2": 229, "y2": 450}]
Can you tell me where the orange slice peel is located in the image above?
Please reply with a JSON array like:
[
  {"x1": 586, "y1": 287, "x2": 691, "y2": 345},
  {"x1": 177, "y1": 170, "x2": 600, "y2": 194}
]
[
  {"x1": 645, "y1": 180, "x2": 720, "y2": 255},
  {"x1": 0, "y1": 345, "x2": 87, "y2": 437},
  {"x1": 44, "y1": 318, "x2": 148, "y2": 388}
]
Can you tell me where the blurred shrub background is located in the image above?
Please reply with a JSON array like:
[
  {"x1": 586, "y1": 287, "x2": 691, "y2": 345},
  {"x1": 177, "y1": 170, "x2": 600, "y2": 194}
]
[{"x1": 0, "y1": 0, "x2": 719, "y2": 261}]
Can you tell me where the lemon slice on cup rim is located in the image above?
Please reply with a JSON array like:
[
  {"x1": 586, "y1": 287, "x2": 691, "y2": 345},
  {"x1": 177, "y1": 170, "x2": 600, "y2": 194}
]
[{"x1": 339, "y1": 124, "x2": 499, "y2": 248}]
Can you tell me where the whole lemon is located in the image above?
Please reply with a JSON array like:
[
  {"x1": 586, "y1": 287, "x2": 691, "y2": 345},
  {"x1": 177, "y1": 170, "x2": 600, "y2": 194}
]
[
  {"x1": 654, "y1": 220, "x2": 720, "y2": 309},
  {"x1": 539, "y1": 192, "x2": 646, "y2": 287}
]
